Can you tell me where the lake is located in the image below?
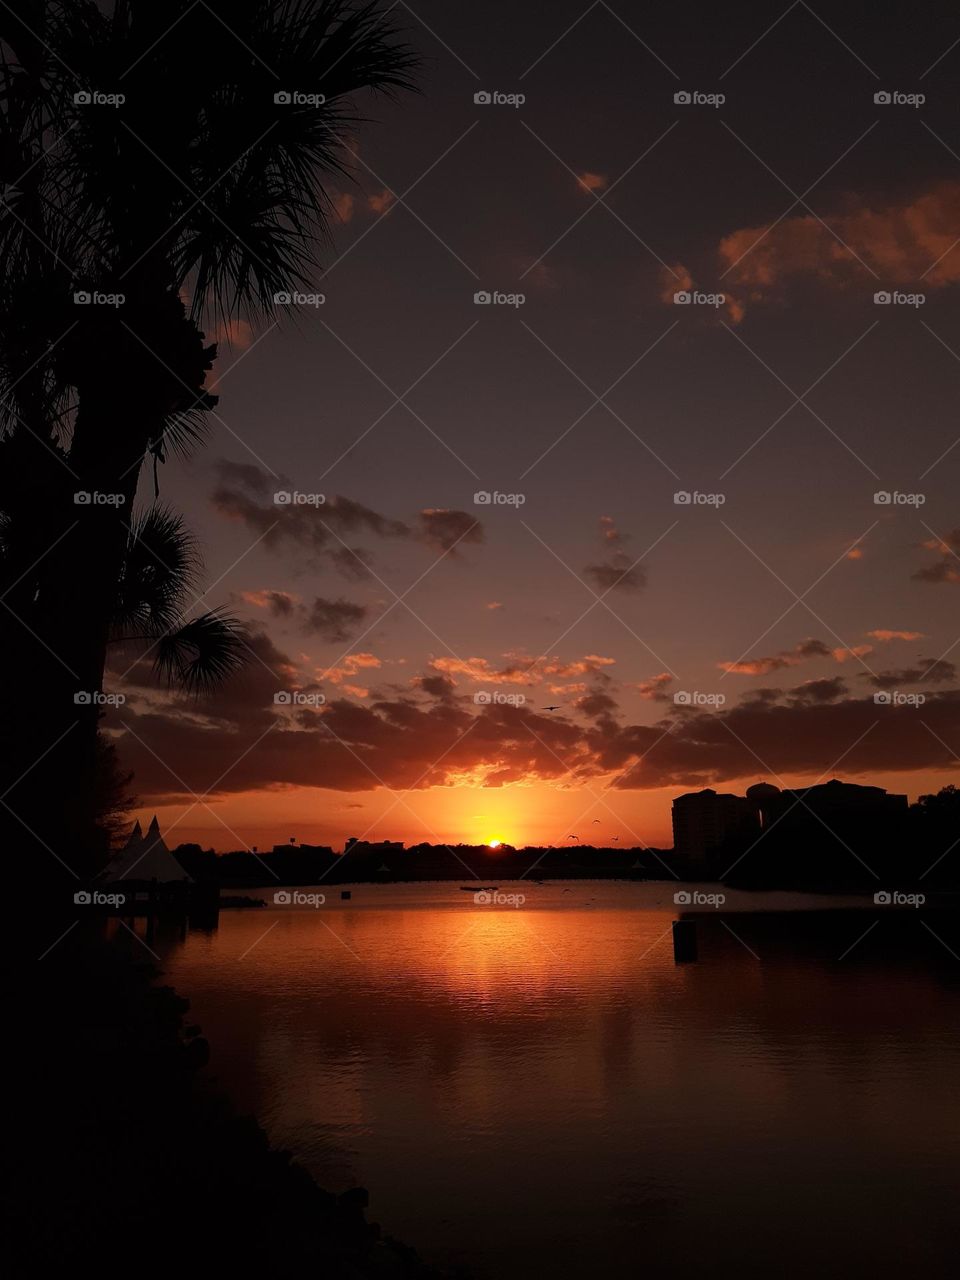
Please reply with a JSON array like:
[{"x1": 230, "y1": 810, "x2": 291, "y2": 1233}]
[{"x1": 147, "y1": 883, "x2": 960, "y2": 1278}]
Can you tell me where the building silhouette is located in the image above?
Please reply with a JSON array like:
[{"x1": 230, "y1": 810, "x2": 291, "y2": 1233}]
[{"x1": 672, "y1": 779, "x2": 909, "y2": 882}]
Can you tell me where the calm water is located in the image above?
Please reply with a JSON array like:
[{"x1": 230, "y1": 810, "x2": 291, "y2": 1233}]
[{"x1": 148, "y1": 883, "x2": 959, "y2": 1278}]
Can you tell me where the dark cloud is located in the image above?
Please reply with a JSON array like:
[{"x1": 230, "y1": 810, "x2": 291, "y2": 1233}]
[
  {"x1": 212, "y1": 462, "x2": 482, "y2": 566},
  {"x1": 108, "y1": 661, "x2": 960, "y2": 805},
  {"x1": 584, "y1": 552, "x2": 646, "y2": 593},
  {"x1": 417, "y1": 508, "x2": 483, "y2": 553},
  {"x1": 303, "y1": 597, "x2": 369, "y2": 642},
  {"x1": 866, "y1": 659, "x2": 957, "y2": 689}
]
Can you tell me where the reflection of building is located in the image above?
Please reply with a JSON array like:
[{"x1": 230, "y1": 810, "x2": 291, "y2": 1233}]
[{"x1": 672, "y1": 790, "x2": 760, "y2": 868}]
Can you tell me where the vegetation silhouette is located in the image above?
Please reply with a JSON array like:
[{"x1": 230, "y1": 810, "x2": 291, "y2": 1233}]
[{"x1": 0, "y1": 1, "x2": 417, "y2": 872}]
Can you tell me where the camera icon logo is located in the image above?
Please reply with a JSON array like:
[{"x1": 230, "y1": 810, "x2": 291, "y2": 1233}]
[
  {"x1": 874, "y1": 91, "x2": 891, "y2": 105},
  {"x1": 674, "y1": 691, "x2": 691, "y2": 705},
  {"x1": 873, "y1": 291, "x2": 891, "y2": 304},
  {"x1": 474, "y1": 290, "x2": 492, "y2": 305},
  {"x1": 474, "y1": 91, "x2": 492, "y2": 105},
  {"x1": 273, "y1": 491, "x2": 292, "y2": 504},
  {"x1": 674, "y1": 890, "x2": 692, "y2": 905},
  {"x1": 673, "y1": 290, "x2": 691, "y2": 304},
  {"x1": 274, "y1": 91, "x2": 292, "y2": 105},
  {"x1": 473, "y1": 490, "x2": 492, "y2": 504},
  {"x1": 274, "y1": 890, "x2": 292, "y2": 904},
  {"x1": 74, "y1": 291, "x2": 91, "y2": 305},
  {"x1": 274, "y1": 691, "x2": 292, "y2": 704},
  {"x1": 74, "y1": 491, "x2": 92, "y2": 505},
  {"x1": 873, "y1": 691, "x2": 892, "y2": 705},
  {"x1": 874, "y1": 890, "x2": 891, "y2": 904},
  {"x1": 674, "y1": 91, "x2": 691, "y2": 104},
  {"x1": 74, "y1": 90, "x2": 92, "y2": 105},
  {"x1": 474, "y1": 690, "x2": 492, "y2": 705},
  {"x1": 74, "y1": 691, "x2": 92, "y2": 705},
  {"x1": 74, "y1": 890, "x2": 92, "y2": 905},
  {"x1": 474, "y1": 891, "x2": 492, "y2": 903},
  {"x1": 873, "y1": 491, "x2": 891, "y2": 504},
  {"x1": 673, "y1": 491, "x2": 692, "y2": 504},
  {"x1": 273, "y1": 290, "x2": 292, "y2": 304}
]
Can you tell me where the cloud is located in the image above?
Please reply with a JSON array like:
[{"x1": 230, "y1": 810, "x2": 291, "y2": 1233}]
[
  {"x1": 914, "y1": 529, "x2": 960, "y2": 585},
  {"x1": 368, "y1": 189, "x2": 396, "y2": 214},
  {"x1": 866, "y1": 659, "x2": 957, "y2": 689},
  {"x1": 429, "y1": 653, "x2": 615, "y2": 688},
  {"x1": 417, "y1": 508, "x2": 483, "y2": 554},
  {"x1": 715, "y1": 181, "x2": 960, "y2": 315},
  {"x1": 584, "y1": 519, "x2": 646, "y2": 592},
  {"x1": 303, "y1": 597, "x2": 369, "y2": 642},
  {"x1": 212, "y1": 462, "x2": 482, "y2": 566},
  {"x1": 111, "y1": 661, "x2": 960, "y2": 805},
  {"x1": 868, "y1": 629, "x2": 925, "y2": 642},
  {"x1": 211, "y1": 318, "x2": 254, "y2": 351},
  {"x1": 330, "y1": 190, "x2": 355, "y2": 223},
  {"x1": 577, "y1": 171, "x2": 607, "y2": 193},
  {"x1": 240, "y1": 589, "x2": 298, "y2": 618},
  {"x1": 584, "y1": 556, "x2": 646, "y2": 592},
  {"x1": 631, "y1": 673, "x2": 674, "y2": 701},
  {"x1": 719, "y1": 637, "x2": 869, "y2": 675}
]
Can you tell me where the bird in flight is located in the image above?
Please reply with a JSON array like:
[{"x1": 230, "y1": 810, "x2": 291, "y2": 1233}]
[
  {"x1": 612, "y1": 836, "x2": 620, "y2": 841},
  {"x1": 592, "y1": 819, "x2": 601, "y2": 823},
  {"x1": 544, "y1": 704, "x2": 560, "y2": 711},
  {"x1": 567, "y1": 834, "x2": 579, "y2": 841}
]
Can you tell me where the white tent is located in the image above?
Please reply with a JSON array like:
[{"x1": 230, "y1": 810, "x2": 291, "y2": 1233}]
[{"x1": 102, "y1": 816, "x2": 192, "y2": 884}]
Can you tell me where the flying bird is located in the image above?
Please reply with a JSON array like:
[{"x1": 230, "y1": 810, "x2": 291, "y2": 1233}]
[
  {"x1": 567, "y1": 834, "x2": 579, "y2": 841},
  {"x1": 612, "y1": 836, "x2": 620, "y2": 841},
  {"x1": 544, "y1": 704, "x2": 560, "y2": 711},
  {"x1": 592, "y1": 819, "x2": 601, "y2": 823}
]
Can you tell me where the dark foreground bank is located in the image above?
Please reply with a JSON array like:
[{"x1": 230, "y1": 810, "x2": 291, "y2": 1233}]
[{"x1": 16, "y1": 925, "x2": 456, "y2": 1278}]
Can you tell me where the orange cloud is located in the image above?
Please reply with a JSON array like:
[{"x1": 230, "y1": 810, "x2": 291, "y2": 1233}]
[
  {"x1": 331, "y1": 190, "x2": 355, "y2": 223},
  {"x1": 368, "y1": 189, "x2": 396, "y2": 215},
  {"x1": 868, "y1": 629, "x2": 925, "y2": 642},
  {"x1": 720, "y1": 180, "x2": 960, "y2": 299},
  {"x1": 577, "y1": 171, "x2": 607, "y2": 193}
]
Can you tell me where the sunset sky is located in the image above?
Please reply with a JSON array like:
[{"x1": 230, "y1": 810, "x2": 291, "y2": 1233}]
[{"x1": 107, "y1": 0, "x2": 960, "y2": 852}]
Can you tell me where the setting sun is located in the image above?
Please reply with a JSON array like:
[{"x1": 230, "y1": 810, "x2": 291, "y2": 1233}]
[{"x1": 487, "y1": 839, "x2": 502, "y2": 849}]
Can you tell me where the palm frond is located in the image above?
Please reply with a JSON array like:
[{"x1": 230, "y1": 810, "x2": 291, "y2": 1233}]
[
  {"x1": 152, "y1": 607, "x2": 246, "y2": 694},
  {"x1": 113, "y1": 505, "x2": 200, "y2": 632}
]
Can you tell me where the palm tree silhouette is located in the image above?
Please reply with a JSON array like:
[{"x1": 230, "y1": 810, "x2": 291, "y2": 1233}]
[{"x1": 0, "y1": 1, "x2": 417, "y2": 871}]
